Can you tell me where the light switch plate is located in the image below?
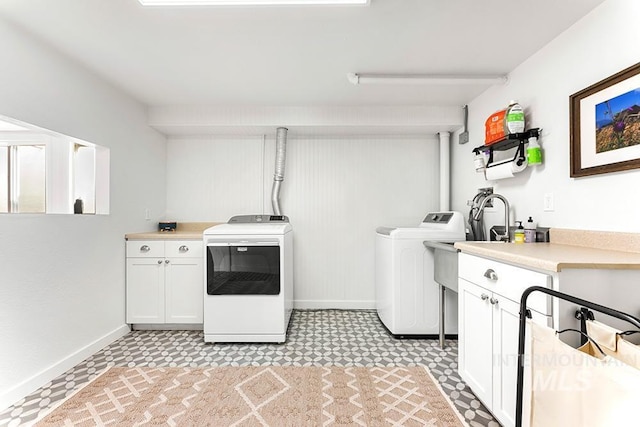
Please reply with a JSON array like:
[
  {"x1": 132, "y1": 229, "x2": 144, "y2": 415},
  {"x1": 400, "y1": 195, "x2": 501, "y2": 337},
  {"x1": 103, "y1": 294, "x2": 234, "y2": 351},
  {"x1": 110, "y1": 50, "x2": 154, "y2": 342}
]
[{"x1": 543, "y1": 193, "x2": 554, "y2": 212}]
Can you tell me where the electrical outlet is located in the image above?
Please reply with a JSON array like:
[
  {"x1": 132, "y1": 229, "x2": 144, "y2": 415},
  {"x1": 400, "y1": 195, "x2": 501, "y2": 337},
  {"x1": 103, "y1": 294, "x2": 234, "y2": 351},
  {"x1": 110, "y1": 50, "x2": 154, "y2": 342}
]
[
  {"x1": 543, "y1": 193, "x2": 554, "y2": 212},
  {"x1": 144, "y1": 208, "x2": 151, "y2": 220},
  {"x1": 478, "y1": 187, "x2": 493, "y2": 207}
]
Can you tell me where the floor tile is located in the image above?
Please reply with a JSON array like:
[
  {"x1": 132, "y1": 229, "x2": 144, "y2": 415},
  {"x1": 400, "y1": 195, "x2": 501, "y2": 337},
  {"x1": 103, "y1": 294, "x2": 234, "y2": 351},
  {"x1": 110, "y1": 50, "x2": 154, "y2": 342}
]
[{"x1": 0, "y1": 310, "x2": 499, "y2": 426}]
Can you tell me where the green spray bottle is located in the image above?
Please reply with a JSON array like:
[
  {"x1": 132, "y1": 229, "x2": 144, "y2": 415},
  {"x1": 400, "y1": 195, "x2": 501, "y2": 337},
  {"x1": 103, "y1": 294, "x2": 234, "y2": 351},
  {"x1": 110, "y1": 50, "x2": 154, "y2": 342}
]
[{"x1": 527, "y1": 128, "x2": 542, "y2": 166}]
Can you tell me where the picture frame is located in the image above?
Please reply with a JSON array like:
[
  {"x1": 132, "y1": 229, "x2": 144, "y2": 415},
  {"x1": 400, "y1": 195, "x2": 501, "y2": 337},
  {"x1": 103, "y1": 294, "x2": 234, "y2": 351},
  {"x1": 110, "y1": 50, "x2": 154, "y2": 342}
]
[{"x1": 570, "y1": 62, "x2": 640, "y2": 177}]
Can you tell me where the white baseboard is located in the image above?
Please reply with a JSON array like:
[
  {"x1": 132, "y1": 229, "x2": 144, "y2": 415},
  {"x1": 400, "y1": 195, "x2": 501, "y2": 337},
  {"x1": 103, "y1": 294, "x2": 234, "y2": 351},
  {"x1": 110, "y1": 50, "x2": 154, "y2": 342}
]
[
  {"x1": 131, "y1": 324, "x2": 203, "y2": 331},
  {"x1": 0, "y1": 324, "x2": 130, "y2": 412},
  {"x1": 294, "y1": 300, "x2": 376, "y2": 310}
]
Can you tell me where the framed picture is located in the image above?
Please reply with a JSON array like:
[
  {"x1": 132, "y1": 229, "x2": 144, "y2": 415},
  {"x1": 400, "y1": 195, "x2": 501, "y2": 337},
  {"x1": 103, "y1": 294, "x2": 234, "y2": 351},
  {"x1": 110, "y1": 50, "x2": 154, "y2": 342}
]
[{"x1": 570, "y1": 62, "x2": 640, "y2": 177}]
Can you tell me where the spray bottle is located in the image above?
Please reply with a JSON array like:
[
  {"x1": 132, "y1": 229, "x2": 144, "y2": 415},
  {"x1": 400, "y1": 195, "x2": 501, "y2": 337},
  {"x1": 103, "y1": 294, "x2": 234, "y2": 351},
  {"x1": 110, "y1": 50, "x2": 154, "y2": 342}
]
[{"x1": 527, "y1": 129, "x2": 542, "y2": 166}]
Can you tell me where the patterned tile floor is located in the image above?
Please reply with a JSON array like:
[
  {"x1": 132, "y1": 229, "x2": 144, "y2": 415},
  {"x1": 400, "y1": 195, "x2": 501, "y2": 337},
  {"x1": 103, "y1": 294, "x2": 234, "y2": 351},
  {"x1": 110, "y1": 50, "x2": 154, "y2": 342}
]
[{"x1": 0, "y1": 310, "x2": 499, "y2": 426}]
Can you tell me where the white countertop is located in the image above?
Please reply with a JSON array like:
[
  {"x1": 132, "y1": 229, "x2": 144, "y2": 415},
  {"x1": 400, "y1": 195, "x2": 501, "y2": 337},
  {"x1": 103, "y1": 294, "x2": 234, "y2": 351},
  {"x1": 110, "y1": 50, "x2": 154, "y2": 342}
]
[{"x1": 454, "y1": 241, "x2": 640, "y2": 272}]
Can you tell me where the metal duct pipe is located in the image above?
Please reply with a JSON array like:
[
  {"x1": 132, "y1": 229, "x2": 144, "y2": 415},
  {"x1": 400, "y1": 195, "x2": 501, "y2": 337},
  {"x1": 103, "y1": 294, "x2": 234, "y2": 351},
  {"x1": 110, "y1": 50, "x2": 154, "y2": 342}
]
[
  {"x1": 271, "y1": 127, "x2": 288, "y2": 215},
  {"x1": 439, "y1": 131, "x2": 451, "y2": 211}
]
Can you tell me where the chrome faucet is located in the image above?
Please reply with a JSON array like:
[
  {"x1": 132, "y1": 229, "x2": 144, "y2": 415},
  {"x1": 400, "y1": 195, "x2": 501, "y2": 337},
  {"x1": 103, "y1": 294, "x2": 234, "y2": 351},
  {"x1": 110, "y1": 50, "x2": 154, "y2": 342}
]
[{"x1": 473, "y1": 193, "x2": 510, "y2": 242}]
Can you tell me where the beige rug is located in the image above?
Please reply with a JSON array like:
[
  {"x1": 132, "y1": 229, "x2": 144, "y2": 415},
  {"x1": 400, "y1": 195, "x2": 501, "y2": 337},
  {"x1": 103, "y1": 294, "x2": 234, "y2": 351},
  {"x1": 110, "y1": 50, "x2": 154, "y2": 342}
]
[{"x1": 35, "y1": 366, "x2": 467, "y2": 426}]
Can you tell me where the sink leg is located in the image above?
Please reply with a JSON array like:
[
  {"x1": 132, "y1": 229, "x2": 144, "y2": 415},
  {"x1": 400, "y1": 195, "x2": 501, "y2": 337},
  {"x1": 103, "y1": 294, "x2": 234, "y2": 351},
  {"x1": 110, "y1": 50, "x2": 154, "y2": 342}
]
[{"x1": 439, "y1": 284, "x2": 446, "y2": 349}]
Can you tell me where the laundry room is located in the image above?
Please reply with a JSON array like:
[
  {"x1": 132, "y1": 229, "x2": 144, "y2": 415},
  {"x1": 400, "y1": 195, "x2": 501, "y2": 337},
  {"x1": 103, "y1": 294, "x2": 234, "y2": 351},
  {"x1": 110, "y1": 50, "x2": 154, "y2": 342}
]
[
  {"x1": 166, "y1": 132, "x2": 441, "y2": 308},
  {"x1": 2, "y1": 1, "x2": 640, "y2": 426}
]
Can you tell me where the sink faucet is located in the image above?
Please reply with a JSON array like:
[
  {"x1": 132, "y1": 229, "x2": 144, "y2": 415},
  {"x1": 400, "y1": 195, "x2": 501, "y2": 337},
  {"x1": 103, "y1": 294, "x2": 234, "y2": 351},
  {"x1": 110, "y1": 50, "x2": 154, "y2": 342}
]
[{"x1": 473, "y1": 193, "x2": 510, "y2": 242}]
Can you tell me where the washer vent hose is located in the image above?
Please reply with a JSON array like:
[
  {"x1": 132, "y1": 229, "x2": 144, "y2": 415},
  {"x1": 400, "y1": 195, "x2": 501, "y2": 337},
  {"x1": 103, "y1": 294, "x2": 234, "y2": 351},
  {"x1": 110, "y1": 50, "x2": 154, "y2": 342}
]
[{"x1": 271, "y1": 127, "x2": 288, "y2": 215}]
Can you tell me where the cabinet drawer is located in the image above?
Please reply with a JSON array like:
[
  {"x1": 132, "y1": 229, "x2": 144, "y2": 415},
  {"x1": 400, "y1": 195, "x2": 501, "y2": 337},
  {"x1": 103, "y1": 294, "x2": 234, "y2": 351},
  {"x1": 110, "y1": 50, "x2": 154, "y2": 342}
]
[
  {"x1": 165, "y1": 240, "x2": 203, "y2": 258},
  {"x1": 126, "y1": 240, "x2": 164, "y2": 258},
  {"x1": 459, "y1": 253, "x2": 551, "y2": 315}
]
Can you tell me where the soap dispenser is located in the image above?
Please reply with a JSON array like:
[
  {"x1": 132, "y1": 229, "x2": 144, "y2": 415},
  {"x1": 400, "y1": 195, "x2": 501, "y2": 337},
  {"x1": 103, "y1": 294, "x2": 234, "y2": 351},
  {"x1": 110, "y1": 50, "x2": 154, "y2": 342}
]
[
  {"x1": 524, "y1": 216, "x2": 537, "y2": 243},
  {"x1": 514, "y1": 221, "x2": 525, "y2": 244}
]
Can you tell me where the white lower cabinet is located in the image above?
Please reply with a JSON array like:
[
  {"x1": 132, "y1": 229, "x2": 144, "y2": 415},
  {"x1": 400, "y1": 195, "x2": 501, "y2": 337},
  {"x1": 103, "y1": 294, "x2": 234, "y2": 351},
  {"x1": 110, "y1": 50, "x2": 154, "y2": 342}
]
[
  {"x1": 458, "y1": 279, "x2": 493, "y2": 406},
  {"x1": 126, "y1": 257, "x2": 165, "y2": 323},
  {"x1": 126, "y1": 240, "x2": 203, "y2": 325},
  {"x1": 458, "y1": 253, "x2": 551, "y2": 427},
  {"x1": 164, "y1": 257, "x2": 203, "y2": 323}
]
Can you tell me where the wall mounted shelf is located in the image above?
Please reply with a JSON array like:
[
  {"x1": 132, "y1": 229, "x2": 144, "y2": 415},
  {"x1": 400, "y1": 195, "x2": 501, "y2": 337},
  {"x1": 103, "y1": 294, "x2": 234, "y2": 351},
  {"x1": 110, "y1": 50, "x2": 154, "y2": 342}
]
[{"x1": 473, "y1": 128, "x2": 540, "y2": 167}]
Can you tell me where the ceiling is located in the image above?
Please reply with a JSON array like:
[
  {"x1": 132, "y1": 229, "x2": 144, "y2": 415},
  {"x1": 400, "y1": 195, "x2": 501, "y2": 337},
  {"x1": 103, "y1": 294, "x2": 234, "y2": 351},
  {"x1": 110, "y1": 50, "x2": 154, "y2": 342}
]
[{"x1": 0, "y1": 0, "x2": 605, "y2": 109}]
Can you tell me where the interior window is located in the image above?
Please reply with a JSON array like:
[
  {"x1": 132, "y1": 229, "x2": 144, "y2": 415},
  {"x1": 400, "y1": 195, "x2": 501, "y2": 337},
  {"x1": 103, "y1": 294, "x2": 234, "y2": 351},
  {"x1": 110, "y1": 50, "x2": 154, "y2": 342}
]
[
  {"x1": 0, "y1": 115, "x2": 109, "y2": 215},
  {"x1": 0, "y1": 143, "x2": 47, "y2": 213},
  {"x1": 73, "y1": 144, "x2": 96, "y2": 214},
  {"x1": 0, "y1": 146, "x2": 7, "y2": 213},
  {"x1": 14, "y1": 144, "x2": 46, "y2": 213}
]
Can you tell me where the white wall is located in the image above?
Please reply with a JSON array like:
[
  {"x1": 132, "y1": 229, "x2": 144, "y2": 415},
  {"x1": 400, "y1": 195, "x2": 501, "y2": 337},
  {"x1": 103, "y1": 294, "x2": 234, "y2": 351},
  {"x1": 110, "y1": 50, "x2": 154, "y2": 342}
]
[
  {"x1": 0, "y1": 19, "x2": 166, "y2": 410},
  {"x1": 167, "y1": 137, "x2": 265, "y2": 220},
  {"x1": 167, "y1": 134, "x2": 440, "y2": 308},
  {"x1": 451, "y1": 0, "x2": 640, "y2": 233}
]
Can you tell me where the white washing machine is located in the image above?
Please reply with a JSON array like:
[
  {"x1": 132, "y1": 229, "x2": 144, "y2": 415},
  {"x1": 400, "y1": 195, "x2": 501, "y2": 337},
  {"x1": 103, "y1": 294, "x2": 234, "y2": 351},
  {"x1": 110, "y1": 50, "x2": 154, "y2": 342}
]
[
  {"x1": 203, "y1": 215, "x2": 293, "y2": 343},
  {"x1": 375, "y1": 211, "x2": 465, "y2": 336}
]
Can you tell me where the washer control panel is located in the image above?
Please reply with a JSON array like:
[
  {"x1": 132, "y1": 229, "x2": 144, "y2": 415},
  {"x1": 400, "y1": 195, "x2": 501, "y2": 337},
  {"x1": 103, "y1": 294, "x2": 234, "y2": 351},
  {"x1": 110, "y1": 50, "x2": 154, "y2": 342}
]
[{"x1": 422, "y1": 212, "x2": 454, "y2": 224}]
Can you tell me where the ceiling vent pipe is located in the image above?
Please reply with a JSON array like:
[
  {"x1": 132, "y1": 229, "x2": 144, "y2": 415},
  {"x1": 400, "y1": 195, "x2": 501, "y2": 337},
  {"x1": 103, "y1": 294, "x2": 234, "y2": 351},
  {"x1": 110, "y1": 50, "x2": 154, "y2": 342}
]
[
  {"x1": 438, "y1": 131, "x2": 450, "y2": 211},
  {"x1": 271, "y1": 127, "x2": 288, "y2": 215}
]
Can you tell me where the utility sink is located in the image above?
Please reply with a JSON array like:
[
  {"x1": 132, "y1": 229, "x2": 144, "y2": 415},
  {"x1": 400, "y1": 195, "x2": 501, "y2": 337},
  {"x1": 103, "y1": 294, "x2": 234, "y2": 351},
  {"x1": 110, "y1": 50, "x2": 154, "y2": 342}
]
[
  {"x1": 423, "y1": 241, "x2": 459, "y2": 292},
  {"x1": 423, "y1": 240, "x2": 461, "y2": 348}
]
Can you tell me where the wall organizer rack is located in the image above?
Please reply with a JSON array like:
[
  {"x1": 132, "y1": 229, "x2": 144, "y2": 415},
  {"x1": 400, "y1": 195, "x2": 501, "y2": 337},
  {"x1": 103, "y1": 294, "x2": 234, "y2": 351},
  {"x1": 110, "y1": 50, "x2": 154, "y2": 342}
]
[{"x1": 473, "y1": 128, "x2": 540, "y2": 169}]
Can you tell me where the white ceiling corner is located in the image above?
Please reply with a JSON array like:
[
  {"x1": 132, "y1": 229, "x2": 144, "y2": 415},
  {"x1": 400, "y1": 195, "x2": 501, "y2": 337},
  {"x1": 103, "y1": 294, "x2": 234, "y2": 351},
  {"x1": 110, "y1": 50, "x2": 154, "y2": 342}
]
[{"x1": 0, "y1": 0, "x2": 607, "y2": 135}]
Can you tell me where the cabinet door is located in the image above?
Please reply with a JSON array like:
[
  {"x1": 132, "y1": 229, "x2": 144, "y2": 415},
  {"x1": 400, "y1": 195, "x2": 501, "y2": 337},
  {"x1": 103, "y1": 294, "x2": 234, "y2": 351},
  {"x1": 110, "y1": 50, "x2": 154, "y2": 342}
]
[
  {"x1": 126, "y1": 258, "x2": 165, "y2": 323},
  {"x1": 492, "y1": 296, "x2": 551, "y2": 427},
  {"x1": 491, "y1": 295, "x2": 521, "y2": 427},
  {"x1": 165, "y1": 257, "x2": 203, "y2": 324},
  {"x1": 458, "y1": 278, "x2": 493, "y2": 408}
]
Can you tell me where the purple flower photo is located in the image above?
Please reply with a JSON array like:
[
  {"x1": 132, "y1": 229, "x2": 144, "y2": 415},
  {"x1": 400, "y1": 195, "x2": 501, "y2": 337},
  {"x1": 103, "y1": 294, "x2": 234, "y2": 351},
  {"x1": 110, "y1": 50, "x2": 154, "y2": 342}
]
[{"x1": 595, "y1": 88, "x2": 640, "y2": 153}]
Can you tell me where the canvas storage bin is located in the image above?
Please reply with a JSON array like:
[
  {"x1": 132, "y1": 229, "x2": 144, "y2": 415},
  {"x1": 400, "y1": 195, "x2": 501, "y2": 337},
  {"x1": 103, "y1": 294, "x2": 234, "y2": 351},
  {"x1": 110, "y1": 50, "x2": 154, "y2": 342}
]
[{"x1": 527, "y1": 320, "x2": 640, "y2": 427}]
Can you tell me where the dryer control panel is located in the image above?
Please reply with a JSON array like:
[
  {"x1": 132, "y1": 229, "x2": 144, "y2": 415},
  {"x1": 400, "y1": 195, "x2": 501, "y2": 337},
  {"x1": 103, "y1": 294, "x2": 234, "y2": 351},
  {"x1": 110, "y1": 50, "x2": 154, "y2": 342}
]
[{"x1": 228, "y1": 214, "x2": 289, "y2": 224}]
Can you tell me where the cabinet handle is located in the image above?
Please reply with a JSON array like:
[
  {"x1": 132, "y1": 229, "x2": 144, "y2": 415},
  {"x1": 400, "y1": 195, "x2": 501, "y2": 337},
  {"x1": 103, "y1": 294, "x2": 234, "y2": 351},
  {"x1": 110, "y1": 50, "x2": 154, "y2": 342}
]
[
  {"x1": 165, "y1": 259, "x2": 170, "y2": 264},
  {"x1": 490, "y1": 297, "x2": 499, "y2": 305},
  {"x1": 140, "y1": 245, "x2": 150, "y2": 252},
  {"x1": 157, "y1": 260, "x2": 162, "y2": 264},
  {"x1": 484, "y1": 269, "x2": 498, "y2": 281},
  {"x1": 178, "y1": 245, "x2": 189, "y2": 252},
  {"x1": 481, "y1": 293, "x2": 489, "y2": 301}
]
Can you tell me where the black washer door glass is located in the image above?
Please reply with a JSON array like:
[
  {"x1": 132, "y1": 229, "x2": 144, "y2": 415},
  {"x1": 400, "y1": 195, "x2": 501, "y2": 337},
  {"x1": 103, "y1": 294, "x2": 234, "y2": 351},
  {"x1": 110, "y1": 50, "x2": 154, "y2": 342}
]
[{"x1": 207, "y1": 245, "x2": 280, "y2": 295}]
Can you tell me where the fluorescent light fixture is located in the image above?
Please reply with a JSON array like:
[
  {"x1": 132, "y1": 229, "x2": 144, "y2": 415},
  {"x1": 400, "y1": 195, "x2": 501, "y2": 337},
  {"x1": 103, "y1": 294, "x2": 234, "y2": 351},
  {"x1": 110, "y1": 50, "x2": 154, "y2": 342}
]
[
  {"x1": 138, "y1": 0, "x2": 369, "y2": 5},
  {"x1": 347, "y1": 73, "x2": 508, "y2": 86}
]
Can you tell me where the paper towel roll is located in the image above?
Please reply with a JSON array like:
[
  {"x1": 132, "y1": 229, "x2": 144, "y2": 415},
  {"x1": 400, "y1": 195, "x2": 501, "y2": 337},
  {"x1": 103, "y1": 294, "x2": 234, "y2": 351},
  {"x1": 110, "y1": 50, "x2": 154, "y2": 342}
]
[{"x1": 485, "y1": 159, "x2": 527, "y2": 180}]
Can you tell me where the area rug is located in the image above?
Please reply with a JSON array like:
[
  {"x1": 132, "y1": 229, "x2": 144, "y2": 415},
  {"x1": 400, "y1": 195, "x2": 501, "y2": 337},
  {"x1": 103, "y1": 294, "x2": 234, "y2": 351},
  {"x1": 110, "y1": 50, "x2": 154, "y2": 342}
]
[{"x1": 35, "y1": 365, "x2": 467, "y2": 426}]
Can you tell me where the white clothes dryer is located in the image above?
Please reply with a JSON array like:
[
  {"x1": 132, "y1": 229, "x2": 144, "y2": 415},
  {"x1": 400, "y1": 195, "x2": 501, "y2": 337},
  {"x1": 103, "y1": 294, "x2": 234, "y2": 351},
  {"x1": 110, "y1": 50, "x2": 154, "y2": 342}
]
[
  {"x1": 203, "y1": 215, "x2": 293, "y2": 343},
  {"x1": 375, "y1": 211, "x2": 465, "y2": 336}
]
